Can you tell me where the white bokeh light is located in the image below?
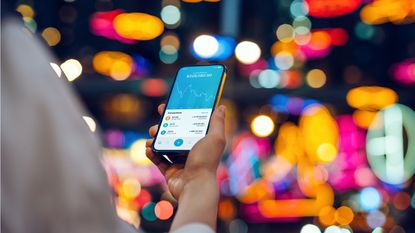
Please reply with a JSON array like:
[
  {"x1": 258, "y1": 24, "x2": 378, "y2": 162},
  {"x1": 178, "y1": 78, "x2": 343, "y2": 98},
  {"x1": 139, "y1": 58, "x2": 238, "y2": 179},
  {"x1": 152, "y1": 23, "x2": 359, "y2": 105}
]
[
  {"x1": 234, "y1": 41, "x2": 261, "y2": 64},
  {"x1": 193, "y1": 35, "x2": 219, "y2": 59}
]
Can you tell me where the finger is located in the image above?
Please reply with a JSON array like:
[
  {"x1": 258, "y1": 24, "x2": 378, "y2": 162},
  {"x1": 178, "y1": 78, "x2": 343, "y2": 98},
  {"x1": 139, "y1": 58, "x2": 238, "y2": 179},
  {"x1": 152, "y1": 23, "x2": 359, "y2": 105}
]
[
  {"x1": 146, "y1": 139, "x2": 153, "y2": 147},
  {"x1": 207, "y1": 105, "x2": 226, "y2": 142},
  {"x1": 158, "y1": 104, "x2": 166, "y2": 116},
  {"x1": 146, "y1": 147, "x2": 169, "y2": 174},
  {"x1": 149, "y1": 125, "x2": 158, "y2": 137}
]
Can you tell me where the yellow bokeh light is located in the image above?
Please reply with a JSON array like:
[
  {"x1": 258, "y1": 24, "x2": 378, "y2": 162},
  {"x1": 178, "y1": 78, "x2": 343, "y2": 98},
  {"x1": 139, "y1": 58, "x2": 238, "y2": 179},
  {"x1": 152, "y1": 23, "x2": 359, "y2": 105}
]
[
  {"x1": 316, "y1": 143, "x2": 337, "y2": 163},
  {"x1": 300, "y1": 104, "x2": 339, "y2": 164},
  {"x1": 346, "y1": 86, "x2": 398, "y2": 109},
  {"x1": 352, "y1": 109, "x2": 377, "y2": 129},
  {"x1": 306, "y1": 69, "x2": 326, "y2": 88},
  {"x1": 319, "y1": 206, "x2": 336, "y2": 226},
  {"x1": 16, "y1": 4, "x2": 35, "y2": 18},
  {"x1": 271, "y1": 40, "x2": 299, "y2": 56},
  {"x1": 92, "y1": 51, "x2": 134, "y2": 80},
  {"x1": 113, "y1": 13, "x2": 164, "y2": 40},
  {"x1": 130, "y1": 139, "x2": 153, "y2": 166},
  {"x1": 360, "y1": 0, "x2": 415, "y2": 25},
  {"x1": 335, "y1": 206, "x2": 354, "y2": 225},
  {"x1": 121, "y1": 178, "x2": 141, "y2": 199},
  {"x1": 276, "y1": 24, "x2": 294, "y2": 43},
  {"x1": 41, "y1": 27, "x2": 61, "y2": 46},
  {"x1": 110, "y1": 60, "x2": 133, "y2": 81},
  {"x1": 309, "y1": 31, "x2": 331, "y2": 50},
  {"x1": 250, "y1": 115, "x2": 275, "y2": 137}
]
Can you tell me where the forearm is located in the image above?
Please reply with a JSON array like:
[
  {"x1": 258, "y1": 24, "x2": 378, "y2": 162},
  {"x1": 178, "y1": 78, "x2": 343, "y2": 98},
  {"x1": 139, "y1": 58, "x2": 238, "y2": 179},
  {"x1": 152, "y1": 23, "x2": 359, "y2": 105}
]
[{"x1": 170, "y1": 175, "x2": 219, "y2": 232}]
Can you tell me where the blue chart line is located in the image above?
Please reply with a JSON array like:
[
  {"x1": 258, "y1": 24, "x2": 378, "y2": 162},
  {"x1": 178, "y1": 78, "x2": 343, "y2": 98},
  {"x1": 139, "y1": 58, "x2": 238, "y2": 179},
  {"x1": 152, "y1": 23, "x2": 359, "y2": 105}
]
[
  {"x1": 167, "y1": 81, "x2": 216, "y2": 109},
  {"x1": 175, "y1": 82, "x2": 216, "y2": 103}
]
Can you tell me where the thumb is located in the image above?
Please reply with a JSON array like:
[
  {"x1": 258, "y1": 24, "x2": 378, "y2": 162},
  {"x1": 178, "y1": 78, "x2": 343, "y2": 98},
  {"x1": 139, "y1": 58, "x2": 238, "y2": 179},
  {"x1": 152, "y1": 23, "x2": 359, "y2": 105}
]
[{"x1": 206, "y1": 105, "x2": 226, "y2": 146}]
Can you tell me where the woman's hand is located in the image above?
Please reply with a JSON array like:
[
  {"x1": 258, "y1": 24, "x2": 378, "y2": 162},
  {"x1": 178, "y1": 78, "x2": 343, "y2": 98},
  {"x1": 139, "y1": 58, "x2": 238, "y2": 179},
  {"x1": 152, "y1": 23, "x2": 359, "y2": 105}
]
[
  {"x1": 145, "y1": 104, "x2": 226, "y2": 200},
  {"x1": 145, "y1": 104, "x2": 226, "y2": 231}
]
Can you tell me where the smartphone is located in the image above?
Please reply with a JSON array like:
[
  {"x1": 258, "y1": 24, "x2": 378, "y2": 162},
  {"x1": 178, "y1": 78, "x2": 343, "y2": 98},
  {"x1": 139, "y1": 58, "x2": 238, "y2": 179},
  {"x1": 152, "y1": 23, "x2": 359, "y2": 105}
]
[{"x1": 152, "y1": 64, "x2": 227, "y2": 163}]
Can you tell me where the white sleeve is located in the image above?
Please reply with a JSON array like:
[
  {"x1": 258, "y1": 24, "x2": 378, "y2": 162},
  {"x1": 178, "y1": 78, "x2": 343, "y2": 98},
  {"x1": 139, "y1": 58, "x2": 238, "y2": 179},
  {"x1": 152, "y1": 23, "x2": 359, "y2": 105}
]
[
  {"x1": 1, "y1": 18, "x2": 136, "y2": 233},
  {"x1": 171, "y1": 223, "x2": 215, "y2": 233}
]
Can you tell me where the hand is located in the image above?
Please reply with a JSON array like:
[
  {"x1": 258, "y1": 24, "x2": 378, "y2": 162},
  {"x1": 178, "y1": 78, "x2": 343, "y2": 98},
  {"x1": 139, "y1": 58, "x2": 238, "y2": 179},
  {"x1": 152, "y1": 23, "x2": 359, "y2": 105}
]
[{"x1": 145, "y1": 104, "x2": 227, "y2": 200}]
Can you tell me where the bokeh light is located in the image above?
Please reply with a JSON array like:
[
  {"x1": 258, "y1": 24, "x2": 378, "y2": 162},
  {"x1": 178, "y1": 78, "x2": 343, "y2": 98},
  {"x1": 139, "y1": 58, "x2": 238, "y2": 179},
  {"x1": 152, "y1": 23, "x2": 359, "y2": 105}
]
[
  {"x1": 129, "y1": 139, "x2": 152, "y2": 166},
  {"x1": 192, "y1": 35, "x2": 219, "y2": 59},
  {"x1": 306, "y1": 69, "x2": 326, "y2": 88},
  {"x1": 154, "y1": 200, "x2": 174, "y2": 220},
  {"x1": 82, "y1": 116, "x2": 97, "y2": 132},
  {"x1": 49, "y1": 62, "x2": 62, "y2": 78},
  {"x1": 41, "y1": 27, "x2": 61, "y2": 46},
  {"x1": 301, "y1": 224, "x2": 321, "y2": 233},
  {"x1": 161, "y1": 5, "x2": 181, "y2": 26},
  {"x1": 235, "y1": 41, "x2": 261, "y2": 64},
  {"x1": 276, "y1": 24, "x2": 294, "y2": 43},
  {"x1": 360, "y1": 187, "x2": 382, "y2": 211},
  {"x1": 60, "y1": 59, "x2": 82, "y2": 81},
  {"x1": 113, "y1": 13, "x2": 164, "y2": 40},
  {"x1": 92, "y1": 51, "x2": 134, "y2": 80},
  {"x1": 251, "y1": 115, "x2": 275, "y2": 137}
]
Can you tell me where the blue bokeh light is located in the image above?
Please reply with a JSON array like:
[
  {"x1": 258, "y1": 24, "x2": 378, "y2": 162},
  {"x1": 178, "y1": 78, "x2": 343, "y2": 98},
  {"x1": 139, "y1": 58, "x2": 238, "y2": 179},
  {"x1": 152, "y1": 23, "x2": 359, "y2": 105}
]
[{"x1": 359, "y1": 187, "x2": 382, "y2": 211}]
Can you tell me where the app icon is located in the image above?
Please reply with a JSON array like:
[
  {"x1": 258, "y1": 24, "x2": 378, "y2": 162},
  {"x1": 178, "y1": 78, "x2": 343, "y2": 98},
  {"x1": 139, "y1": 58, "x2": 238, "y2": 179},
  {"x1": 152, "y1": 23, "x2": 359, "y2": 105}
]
[
  {"x1": 160, "y1": 130, "x2": 166, "y2": 135},
  {"x1": 165, "y1": 116, "x2": 171, "y2": 121},
  {"x1": 174, "y1": 139, "x2": 184, "y2": 147},
  {"x1": 163, "y1": 123, "x2": 168, "y2": 127}
]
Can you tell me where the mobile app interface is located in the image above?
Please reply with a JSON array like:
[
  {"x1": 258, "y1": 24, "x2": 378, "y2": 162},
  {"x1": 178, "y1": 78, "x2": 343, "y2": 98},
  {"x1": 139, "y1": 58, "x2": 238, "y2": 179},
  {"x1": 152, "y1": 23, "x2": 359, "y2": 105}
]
[{"x1": 154, "y1": 65, "x2": 224, "y2": 151}]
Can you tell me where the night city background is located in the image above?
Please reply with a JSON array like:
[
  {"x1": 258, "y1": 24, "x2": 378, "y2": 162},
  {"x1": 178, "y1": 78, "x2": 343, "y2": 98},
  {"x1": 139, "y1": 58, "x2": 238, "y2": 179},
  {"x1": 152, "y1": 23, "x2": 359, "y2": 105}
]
[{"x1": 3, "y1": 0, "x2": 415, "y2": 232}]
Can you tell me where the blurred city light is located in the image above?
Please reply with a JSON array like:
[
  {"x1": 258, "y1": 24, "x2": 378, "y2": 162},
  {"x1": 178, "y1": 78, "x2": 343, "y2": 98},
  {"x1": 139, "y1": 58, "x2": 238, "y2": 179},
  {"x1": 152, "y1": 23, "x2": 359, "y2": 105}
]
[
  {"x1": 161, "y1": 5, "x2": 181, "y2": 27},
  {"x1": 82, "y1": 116, "x2": 97, "y2": 132},
  {"x1": 140, "y1": 79, "x2": 168, "y2": 97},
  {"x1": 49, "y1": 62, "x2": 62, "y2": 78},
  {"x1": 60, "y1": 59, "x2": 82, "y2": 81},
  {"x1": 235, "y1": 41, "x2": 261, "y2": 64},
  {"x1": 359, "y1": 187, "x2": 382, "y2": 211},
  {"x1": 113, "y1": 13, "x2": 164, "y2": 40},
  {"x1": 130, "y1": 139, "x2": 152, "y2": 166},
  {"x1": 306, "y1": 0, "x2": 361, "y2": 18},
  {"x1": 92, "y1": 51, "x2": 134, "y2": 80},
  {"x1": 300, "y1": 224, "x2": 321, "y2": 233},
  {"x1": 258, "y1": 69, "x2": 280, "y2": 88},
  {"x1": 276, "y1": 24, "x2": 294, "y2": 43},
  {"x1": 90, "y1": 10, "x2": 136, "y2": 43},
  {"x1": 306, "y1": 69, "x2": 326, "y2": 88},
  {"x1": 154, "y1": 200, "x2": 174, "y2": 220},
  {"x1": 250, "y1": 115, "x2": 275, "y2": 137},
  {"x1": 366, "y1": 104, "x2": 415, "y2": 185},
  {"x1": 160, "y1": 32, "x2": 180, "y2": 49},
  {"x1": 274, "y1": 52, "x2": 294, "y2": 70},
  {"x1": 391, "y1": 59, "x2": 415, "y2": 85},
  {"x1": 346, "y1": 86, "x2": 398, "y2": 109},
  {"x1": 360, "y1": 0, "x2": 415, "y2": 25},
  {"x1": 16, "y1": 4, "x2": 34, "y2": 19},
  {"x1": 41, "y1": 27, "x2": 61, "y2": 46},
  {"x1": 192, "y1": 34, "x2": 219, "y2": 59}
]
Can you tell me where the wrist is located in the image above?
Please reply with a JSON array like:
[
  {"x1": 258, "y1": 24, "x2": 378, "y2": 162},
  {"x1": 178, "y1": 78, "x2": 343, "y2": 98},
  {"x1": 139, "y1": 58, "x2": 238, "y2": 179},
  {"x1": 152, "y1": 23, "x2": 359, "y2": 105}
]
[{"x1": 179, "y1": 171, "x2": 219, "y2": 203}]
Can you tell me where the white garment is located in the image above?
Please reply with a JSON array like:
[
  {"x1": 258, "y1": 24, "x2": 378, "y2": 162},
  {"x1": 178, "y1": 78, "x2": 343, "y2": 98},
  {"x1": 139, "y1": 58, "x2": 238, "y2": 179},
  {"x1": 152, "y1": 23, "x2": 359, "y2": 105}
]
[{"x1": 1, "y1": 18, "x2": 214, "y2": 233}]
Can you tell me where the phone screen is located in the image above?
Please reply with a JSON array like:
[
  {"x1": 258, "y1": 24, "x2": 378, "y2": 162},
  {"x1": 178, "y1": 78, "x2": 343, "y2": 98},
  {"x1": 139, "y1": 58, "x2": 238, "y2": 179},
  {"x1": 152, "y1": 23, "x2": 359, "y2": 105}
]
[{"x1": 154, "y1": 65, "x2": 225, "y2": 151}]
